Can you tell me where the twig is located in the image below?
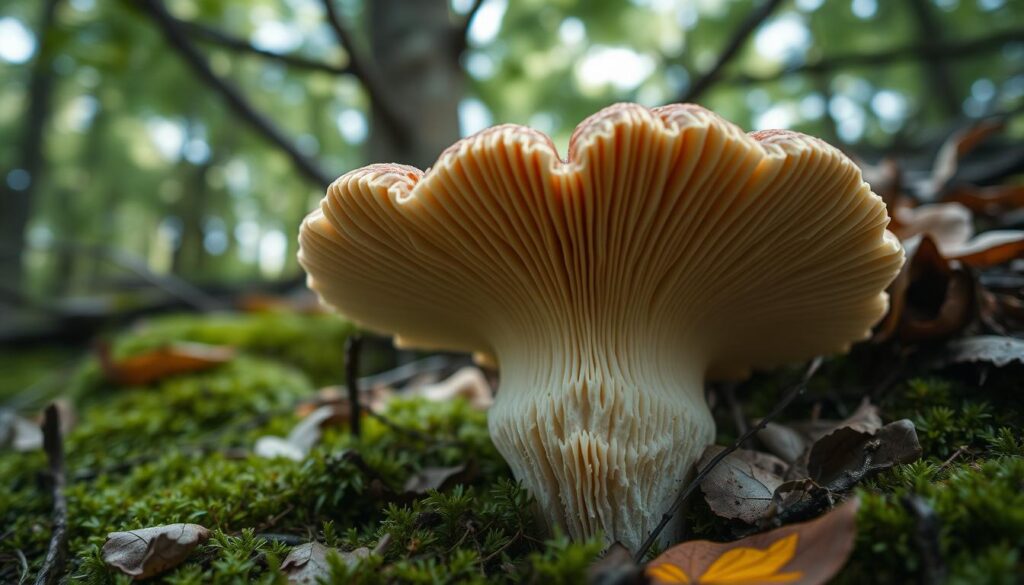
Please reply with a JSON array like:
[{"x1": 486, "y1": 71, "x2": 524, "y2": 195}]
[
  {"x1": 901, "y1": 495, "x2": 947, "y2": 585},
  {"x1": 452, "y1": 0, "x2": 486, "y2": 54},
  {"x1": 723, "y1": 28, "x2": 1024, "y2": 86},
  {"x1": 34, "y1": 405, "x2": 67, "y2": 585},
  {"x1": 680, "y1": 0, "x2": 785, "y2": 103},
  {"x1": 133, "y1": 0, "x2": 333, "y2": 188},
  {"x1": 938, "y1": 445, "x2": 968, "y2": 472},
  {"x1": 179, "y1": 19, "x2": 349, "y2": 75},
  {"x1": 359, "y1": 354, "x2": 467, "y2": 390},
  {"x1": 320, "y1": 0, "x2": 409, "y2": 144},
  {"x1": 345, "y1": 335, "x2": 363, "y2": 437},
  {"x1": 633, "y1": 357, "x2": 822, "y2": 562}
]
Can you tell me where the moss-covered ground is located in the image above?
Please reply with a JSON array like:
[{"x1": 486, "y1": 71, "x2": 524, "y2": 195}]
[{"x1": 1, "y1": 312, "x2": 1021, "y2": 583}]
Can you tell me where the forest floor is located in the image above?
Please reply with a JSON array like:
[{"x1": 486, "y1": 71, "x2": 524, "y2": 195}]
[{"x1": 1, "y1": 311, "x2": 1021, "y2": 584}]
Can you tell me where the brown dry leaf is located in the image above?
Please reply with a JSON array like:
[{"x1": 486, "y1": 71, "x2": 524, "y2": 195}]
[
  {"x1": 102, "y1": 523, "x2": 210, "y2": 580},
  {"x1": 646, "y1": 498, "x2": 859, "y2": 585},
  {"x1": 403, "y1": 464, "x2": 470, "y2": 495},
  {"x1": 756, "y1": 423, "x2": 807, "y2": 464},
  {"x1": 281, "y1": 541, "x2": 369, "y2": 584},
  {"x1": 929, "y1": 119, "x2": 1006, "y2": 196},
  {"x1": 808, "y1": 420, "x2": 922, "y2": 492},
  {"x1": 100, "y1": 342, "x2": 235, "y2": 386},
  {"x1": 875, "y1": 235, "x2": 975, "y2": 343},
  {"x1": 946, "y1": 184, "x2": 1024, "y2": 217},
  {"x1": 698, "y1": 447, "x2": 787, "y2": 524},
  {"x1": 945, "y1": 231, "x2": 1024, "y2": 268},
  {"x1": 943, "y1": 335, "x2": 1024, "y2": 368}
]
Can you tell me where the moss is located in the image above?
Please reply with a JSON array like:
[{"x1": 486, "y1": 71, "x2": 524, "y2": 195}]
[{"x1": 1, "y1": 314, "x2": 1021, "y2": 583}]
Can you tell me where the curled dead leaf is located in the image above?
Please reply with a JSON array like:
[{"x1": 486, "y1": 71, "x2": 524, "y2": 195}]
[
  {"x1": 646, "y1": 498, "x2": 859, "y2": 585},
  {"x1": 102, "y1": 523, "x2": 210, "y2": 580},
  {"x1": 808, "y1": 419, "x2": 922, "y2": 492},
  {"x1": 875, "y1": 235, "x2": 975, "y2": 343}
]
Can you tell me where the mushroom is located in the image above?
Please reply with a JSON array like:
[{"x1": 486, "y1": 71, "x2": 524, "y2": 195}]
[{"x1": 298, "y1": 103, "x2": 904, "y2": 551}]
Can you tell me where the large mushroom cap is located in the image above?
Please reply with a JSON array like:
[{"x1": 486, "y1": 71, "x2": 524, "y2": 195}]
[
  {"x1": 298, "y1": 103, "x2": 904, "y2": 550},
  {"x1": 299, "y1": 103, "x2": 902, "y2": 377}
]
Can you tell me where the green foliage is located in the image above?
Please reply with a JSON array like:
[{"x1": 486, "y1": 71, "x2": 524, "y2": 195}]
[{"x1": 2, "y1": 314, "x2": 1022, "y2": 583}]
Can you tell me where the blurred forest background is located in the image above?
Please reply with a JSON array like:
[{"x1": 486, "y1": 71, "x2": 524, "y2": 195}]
[{"x1": 1, "y1": 0, "x2": 1023, "y2": 342}]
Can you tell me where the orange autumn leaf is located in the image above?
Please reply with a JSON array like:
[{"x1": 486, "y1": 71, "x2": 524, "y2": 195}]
[
  {"x1": 647, "y1": 499, "x2": 858, "y2": 585},
  {"x1": 99, "y1": 342, "x2": 236, "y2": 386},
  {"x1": 648, "y1": 534, "x2": 801, "y2": 585}
]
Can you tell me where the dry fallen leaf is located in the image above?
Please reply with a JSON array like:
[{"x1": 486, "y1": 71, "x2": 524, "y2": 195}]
[
  {"x1": 928, "y1": 119, "x2": 1006, "y2": 197},
  {"x1": 255, "y1": 405, "x2": 339, "y2": 461},
  {"x1": 808, "y1": 419, "x2": 922, "y2": 492},
  {"x1": 403, "y1": 464, "x2": 470, "y2": 495},
  {"x1": 942, "y1": 335, "x2": 1024, "y2": 368},
  {"x1": 0, "y1": 409, "x2": 42, "y2": 452},
  {"x1": 698, "y1": 447, "x2": 787, "y2": 525},
  {"x1": 755, "y1": 423, "x2": 807, "y2": 465},
  {"x1": 100, "y1": 342, "x2": 235, "y2": 386},
  {"x1": 646, "y1": 498, "x2": 859, "y2": 585},
  {"x1": 102, "y1": 523, "x2": 210, "y2": 580},
  {"x1": 411, "y1": 366, "x2": 494, "y2": 410},
  {"x1": 946, "y1": 184, "x2": 1024, "y2": 217},
  {"x1": 875, "y1": 235, "x2": 975, "y2": 343},
  {"x1": 281, "y1": 541, "x2": 369, "y2": 584}
]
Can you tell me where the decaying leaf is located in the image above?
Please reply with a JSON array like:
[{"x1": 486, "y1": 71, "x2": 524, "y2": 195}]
[
  {"x1": 942, "y1": 335, "x2": 1024, "y2": 368},
  {"x1": 0, "y1": 409, "x2": 42, "y2": 452},
  {"x1": 876, "y1": 235, "x2": 975, "y2": 342},
  {"x1": 892, "y1": 203, "x2": 974, "y2": 252},
  {"x1": 255, "y1": 405, "x2": 338, "y2": 461},
  {"x1": 102, "y1": 523, "x2": 210, "y2": 579},
  {"x1": 808, "y1": 419, "x2": 922, "y2": 492},
  {"x1": 587, "y1": 542, "x2": 646, "y2": 585},
  {"x1": 281, "y1": 541, "x2": 369, "y2": 584},
  {"x1": 646, "y1": 498, "x2": 859, "y2": 585},
  {"x1": 946, "y1": 183, "x2": 1024, "y2": 217},
  {"x1": 928, "y1": 119, "x2": 1006, "y2": 197},
  {"x1": 100, "y1": 342, "x2": 235, "y2": 386},
  {"x1": 403, "y1": 464, "x2": 470, "y2": 495},
  {"x1": 756, "y1": 422, "x2": 807, "y2": 464},
  {"x1": 411, "y1": 367, "x2": 493, "y2": 410},
  {"x1": 698, "y1": 447, "x2": 787, "y2": 524}
]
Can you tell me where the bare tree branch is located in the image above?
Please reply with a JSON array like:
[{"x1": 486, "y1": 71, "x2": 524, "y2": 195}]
[
  {"x1": 907, "y1": 0, "x2": 961, "y2": 117},
  {"x1": 679, "y1": 0, "x2": 786, "y2": 103},
  {"x1": 179, "y1": 19, "x2": 349, "y2": 75},
  {"x1": 452, "y1": 0, "x2": 486, "y2": 55},
  {"x1": 320, "y1": 0, "x2": 410, "y2": 144},
  {"x1": 133, "y1": 0, "x2": 333, "y2": 188},
  {"x1": 723, "y1": 28, "x2": 1024, "y2": 86}
]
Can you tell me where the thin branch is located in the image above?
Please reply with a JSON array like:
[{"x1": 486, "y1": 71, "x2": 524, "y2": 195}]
[
  {"x1": 134, "y1": 0, "x2": 333, "y2": 188},
  {"x1": 34, "y1": 405, "x2": 68, "y2": 585},
  {"x1": 179, "y1": 19, "x2": 349, "y2": 75},
  {"x1": 680, "y1": 0, "x2": 786, "y2": 103},
  {"x1": 724, "y1": 28, "x2": 1024, "y2": 86},
  {"x1": 345, "y1": 335, "x2": 363, "y2": 437},
  {"x1": 907, "y1": 0, "x2": 960, "y2": 117},
  {"x1": 633, "y1": 357, "x2": 823, "y2": 562},
  {"x1": 320, "y1": 0, "x2": 410, "y2": 144},
  {"x1": 452, "y1": 0, "x2": 486, "y2": 55}
]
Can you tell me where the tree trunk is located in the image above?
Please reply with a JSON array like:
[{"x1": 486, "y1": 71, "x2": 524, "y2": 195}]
[
  {"x1": 0, "y1": 0, "x2": 61, "y2": 297},
  {"x1": 368, "y1": 0, "x2": 462, "y2": 169}
]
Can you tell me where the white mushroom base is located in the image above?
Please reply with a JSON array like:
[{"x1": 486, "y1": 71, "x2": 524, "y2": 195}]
[{"x1": 488, "y1": 357, "x2": 715, "y2": 552}]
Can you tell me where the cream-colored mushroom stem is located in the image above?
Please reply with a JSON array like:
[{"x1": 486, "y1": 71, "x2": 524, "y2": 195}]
[
  {"x1": 297, "y1": 103, "x2": 904, "y2": 553},
  {"x1": 489, "y1": 334, "x2": 712, "y2": 552}
]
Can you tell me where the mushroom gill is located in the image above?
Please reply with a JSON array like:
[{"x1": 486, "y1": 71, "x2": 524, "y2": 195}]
[{"x1": 298, "y1": 103, "x2": 904, "y2": 552}]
